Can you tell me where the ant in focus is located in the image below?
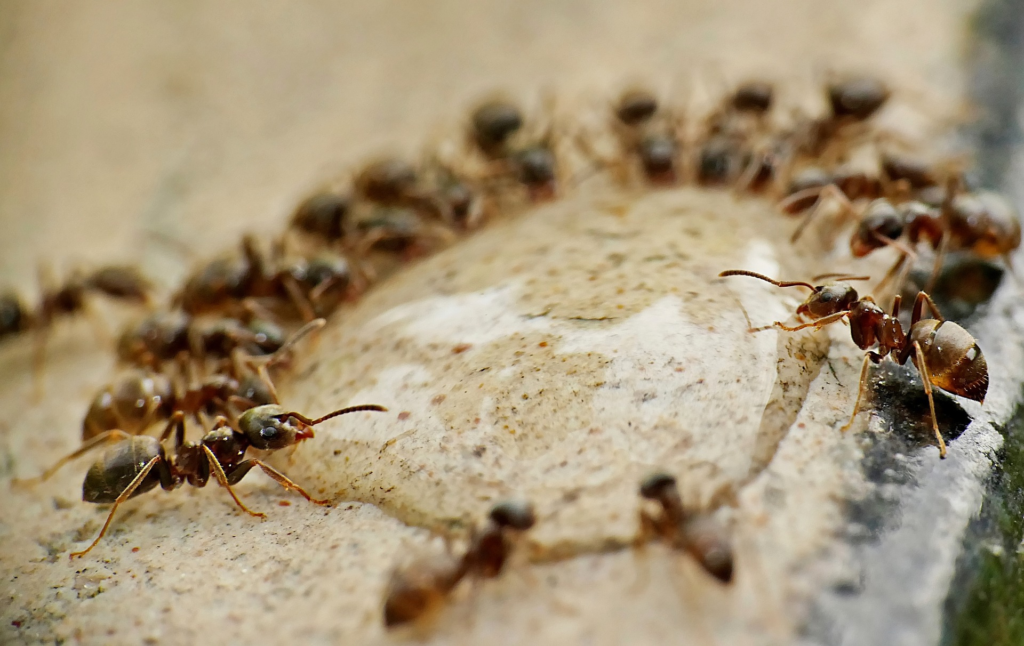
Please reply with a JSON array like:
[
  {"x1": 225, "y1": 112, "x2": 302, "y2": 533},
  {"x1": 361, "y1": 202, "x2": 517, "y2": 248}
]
[
  {"x1": 720, "y1": 270, "x2": 988, "y2": 458},
  {"x1": 636, "y1": 472, "x2": 733, "y2": 583},
  {"x1": 383, "y1": 499, "x2": 537, "y2": 628},
  {"x1": 25, "y1": 371, "x2": 387, "y2": 558}
]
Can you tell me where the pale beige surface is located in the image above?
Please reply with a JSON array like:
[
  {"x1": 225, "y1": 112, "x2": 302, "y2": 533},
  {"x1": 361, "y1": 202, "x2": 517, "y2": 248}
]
[{"x1": 0, "y1": 1, "x2": 980, "y2": 645}]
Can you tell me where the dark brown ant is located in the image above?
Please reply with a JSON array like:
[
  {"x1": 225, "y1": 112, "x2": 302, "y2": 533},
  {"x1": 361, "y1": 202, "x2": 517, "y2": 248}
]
[
  {"x1": 591, "y1": 88, "x2": 683, "y2": 186},
  {"x1": 32, "y1": 387, "x2": 387, "y2": 558},
  {"x1": 355, "y1": 206, "x2": 455, "y2": 258},
  {"x1": 116, "y1": 310, "x2": 193, "y2": 370},
  {"x1": 470, "y1": 99, "x2": 524, "y2": 157},
  {"x1": 636, "y1": 472, "x2": 733, "y2": 583},
  {"x1": 175, "y1": 236, "x2": 264, "y2": 316},
  {"x1": 0, "y1": 292, "x2": 31, "y2": 341},
  {"x1": 615, "y1": 88, "x2": 659, "y2": 126},
  {"x1": 6, "y1": 265, "x2": 153, "y2": 392},
  {"x1": 730, "y1": 81, "x2": 774, "y2": 114},
  {"x1": 290, "y1": 191, "x2": 351, "y2": 244},
  {"x1": 82, "y1": 370, "x2": 174, "y2": 440},
  {"x1": 78, "y1": 318, "x2": 323, "y2": 474},
  {"x1": 719, "y1": 270, "x2": 988, "y2": 458},
  {"x1": 790, "y1": 75, "x2": 891, "y2": 160},
  {"x1": 383, "y1": 500, "x2": 536, "y2": 628}
]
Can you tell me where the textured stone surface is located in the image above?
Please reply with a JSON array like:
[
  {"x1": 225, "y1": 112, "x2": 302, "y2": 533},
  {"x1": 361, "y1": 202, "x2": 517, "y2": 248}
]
[{"x1": 4, "y1": 1, "x2": 1017, "y2": 645}]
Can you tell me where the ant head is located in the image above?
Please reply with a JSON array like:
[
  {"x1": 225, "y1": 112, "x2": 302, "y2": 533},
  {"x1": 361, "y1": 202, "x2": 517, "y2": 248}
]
[
  {"x1": 639, "y1": 471, "x2": 678, "y2": 500},
  {"x1": 238, "y1": 404, "x2": 313, "y2": 450},
  {"x1": 489, "y1": 500, "x2": 536, "y2": 531},
  {"x1": 731, "y1": 81, "x2": 773, "y2": 114},
  {"x1": 291, "y1": 192, "x2": 350, "y2": 240},
  {"x1": 471, "y1": 99, "x2": 523, "y2": 151},
  {"x1": 797, "y1": 284, "x2": 859, "y2": 319},
  {"x1": 616, "y1": 88, "x2": 659, "y2": 125},
  {"x1": 827, "y1": 76, "x2": 890, "y2": 121}
]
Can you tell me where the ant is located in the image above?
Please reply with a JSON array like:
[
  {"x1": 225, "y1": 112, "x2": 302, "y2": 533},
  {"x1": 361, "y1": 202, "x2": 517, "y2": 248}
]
[
  {"x1": 470, "y1": 98, "x2": 524, "y2": 158},
  {"x1": 383, "y1": 500, "x2": 537, "y2": 628},
  {"x1": 636, "y1": 472, "x2": 733, "y2": 583},
  {"x1": 290, "y1": 190, "x2": 351, "y2": 246},
  {"x1": 797, "y1": 75, "x2": 891, "y2": 159},
  {"x1": 699, "y1": 81, "x2": 777, "y2": 188},
  {"x1": 116, "y1": 310, "x2": 193, "y2": 371},
  {"x1": 30, "y1": 382, "x2": 387, "y2": 558},
  {"x1": 466, "y1": 96, "x2": 564, "y2": 200},
  {"x1": 66, "y1": 319, "x2": 327, "y2": 489},
  {"x1": 611, "y1": 88, "x2": 684, "y2": 185},
  {"x1": 3, "y1": 265, "x2": 152, "y2": 392},
  {"x1": 719, "y1": 270, "x2": 988, "y2": 458}
]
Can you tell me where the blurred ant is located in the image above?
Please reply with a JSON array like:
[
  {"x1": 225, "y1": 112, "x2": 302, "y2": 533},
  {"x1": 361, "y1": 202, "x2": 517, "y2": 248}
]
[
  {"x1": 467, "y1": 96, "x2": 564, "y2": 200},
  {"x1": 700, "y1": 81, "x2": 778, "y2": 190},
  {"x1": 720, "y1": 270, "x2": 988, "y2": 458},
  {"x1": 290, "y1": 190, "x2": 352, "y2": 246},
  {"x1": 116, "y1": 310, "x2": 193, "y2": 371},
  {"x1": 470, "y1": 98, "x2": 524, "y2": 158},
  {"x1": 798, "y1": 75, "x2": 891, "y2": 159},
  {"x1": 383, "y1": 500, "x2": 536, "y2": 628},
  {"x1": 636, "y1": 472, "x2": 733, "y2": 583},
  {"x1": 2, "y1": 265, "x2": 152, "y2": 393},
  {"x1": 354, "y1": 206, "x2": 456, "y2": 259},
  {"x1": 27, "y1": 372, "x2": 387, "y2": 558}
]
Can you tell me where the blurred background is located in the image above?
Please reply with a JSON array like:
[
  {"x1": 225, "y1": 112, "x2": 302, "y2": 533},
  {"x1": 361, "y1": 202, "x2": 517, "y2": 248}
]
[{"x1": 0, "y1": 0, "x2": 967, "y2": 288}]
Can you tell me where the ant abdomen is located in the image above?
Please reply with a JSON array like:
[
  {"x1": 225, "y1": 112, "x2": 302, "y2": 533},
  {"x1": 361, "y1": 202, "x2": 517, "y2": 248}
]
[{"x1": 910, "y1": 320, "x2": 989, "y2": 403}]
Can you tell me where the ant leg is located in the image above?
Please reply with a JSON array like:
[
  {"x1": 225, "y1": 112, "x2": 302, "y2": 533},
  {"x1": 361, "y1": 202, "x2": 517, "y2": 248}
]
[
  {"x1": 925, "y1": 229, "x2": 950, "y2": 293},
  {"x1": 774, "y1": 311, "x2": 849, "y2": 332},
  {"x1": 840, "y1": 355, "x2": 873, "y2": 433},
  {"x1": 913, "y1": 341, "x2": 947, "y2": 459},
  {"x1": 31, "y1": 324, "x2": 51, "y2": 402},
  {"x1": 229, "y1": 459, "x2": 330, "y2": 506},
  {"x1": 790, "y1": 184, "x2": 852, "y2": 243},
  {"x1": 280, "y1": 274, "x2": 317, "y2": 323},
  {"x1": 70, "y1": 456, "x2": 162, "y2": 558},
  {"x1": 629, "y1": 510, "x2": 659, "y2": 593},
  {"x1": 911, "y1": 290, "x2": 945, "y2": 325},
  {"x1": 14, "y1": 430, "x2": 132, "y2": 485},
  {"x1": 201, "y1": 445, "x2": 268, "y2": 518}
]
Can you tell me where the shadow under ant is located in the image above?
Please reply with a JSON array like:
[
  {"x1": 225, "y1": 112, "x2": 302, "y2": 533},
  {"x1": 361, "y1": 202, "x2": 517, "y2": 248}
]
[{"x1": 841, "y1": 361, "x2": 973, "y2": 551}]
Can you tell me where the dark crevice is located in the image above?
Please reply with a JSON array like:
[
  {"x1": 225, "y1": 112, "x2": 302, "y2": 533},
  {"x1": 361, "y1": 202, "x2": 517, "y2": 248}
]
[{"x1": 940, "y1": 0, "x2": 1024, "y2": 642}]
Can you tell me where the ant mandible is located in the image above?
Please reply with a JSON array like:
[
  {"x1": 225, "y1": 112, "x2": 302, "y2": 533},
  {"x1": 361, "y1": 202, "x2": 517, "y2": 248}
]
[{"x1": 719, "y1": 270, "x2": 988, "y2": 458}]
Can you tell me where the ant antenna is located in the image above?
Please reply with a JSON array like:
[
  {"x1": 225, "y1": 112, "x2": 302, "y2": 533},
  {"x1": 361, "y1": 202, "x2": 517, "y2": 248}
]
[
  {"x1": 286, "y1": 404, "x2": 389, "y2": 426},
  {"x1": 718, "y1": 270, "x2": 815, "y2": 290},
  {"x1": 810, "y1": 273, "x2": 870, "y2": 282}
]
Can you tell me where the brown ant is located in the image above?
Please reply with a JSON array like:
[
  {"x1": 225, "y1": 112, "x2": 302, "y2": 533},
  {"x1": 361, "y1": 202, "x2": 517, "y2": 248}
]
[
  {"x1": 2, "y1": 265, "x2": 152, "y2": 392},
  {"x1": 72, "y1": 319, "x2": 325, "y2": 486},
  {"x1": 636, "y1": 472, "x2": 733, "y2": 583},
  {"x1": 797, "y1": 75, "x2": 891, "y2": 158},
  {"x1": 470, "y1": 98, "x2": 524, "y2": 157},
  {"x1": 290, "y1": 190, "x2": 352, "y2": 245},
  {"x1": 719, "y1": 270, "x2": 988, "y2": 458},
  {"x1": 383, "y1": 500, "x2": 536, "y2": 628},
  {"x1": 116, "y1": 310, "x2": 193, "y2": 371},
  {"x1": 82, "y1": 369, "x2": 175, "y2": 441},
  {"x1": 31, "y1": 381, "x2": 387, "y2": 557}
]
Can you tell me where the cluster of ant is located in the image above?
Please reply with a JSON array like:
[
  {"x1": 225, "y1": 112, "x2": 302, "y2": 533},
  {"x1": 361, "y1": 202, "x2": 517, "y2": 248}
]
[
  {"x1": 383, "y1": 472, "x2": 732, "y2": 629},
  {"x1": 3, "y1": 74, "x2": 1017, "y2": 629}
]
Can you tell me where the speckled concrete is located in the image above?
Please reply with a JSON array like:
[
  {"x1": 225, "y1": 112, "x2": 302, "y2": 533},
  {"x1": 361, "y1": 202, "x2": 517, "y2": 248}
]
[{"x1": 0, "y1": 1, "x2": 1007, "y2": 645}]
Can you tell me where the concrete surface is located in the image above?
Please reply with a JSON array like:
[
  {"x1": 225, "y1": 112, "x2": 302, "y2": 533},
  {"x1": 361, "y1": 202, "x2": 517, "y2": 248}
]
[{"x1": 3, "y1": 1, "x2": 1018, "y2": 645}]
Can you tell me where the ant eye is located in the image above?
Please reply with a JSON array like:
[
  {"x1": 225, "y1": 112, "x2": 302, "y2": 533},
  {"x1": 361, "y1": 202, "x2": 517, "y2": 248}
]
[
  {"x1": 260, "y1": 426, "x2": 280, "y2": 441},
  {"x1": 820, "y1": 292, "x2": 833, "y2": 302}
]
